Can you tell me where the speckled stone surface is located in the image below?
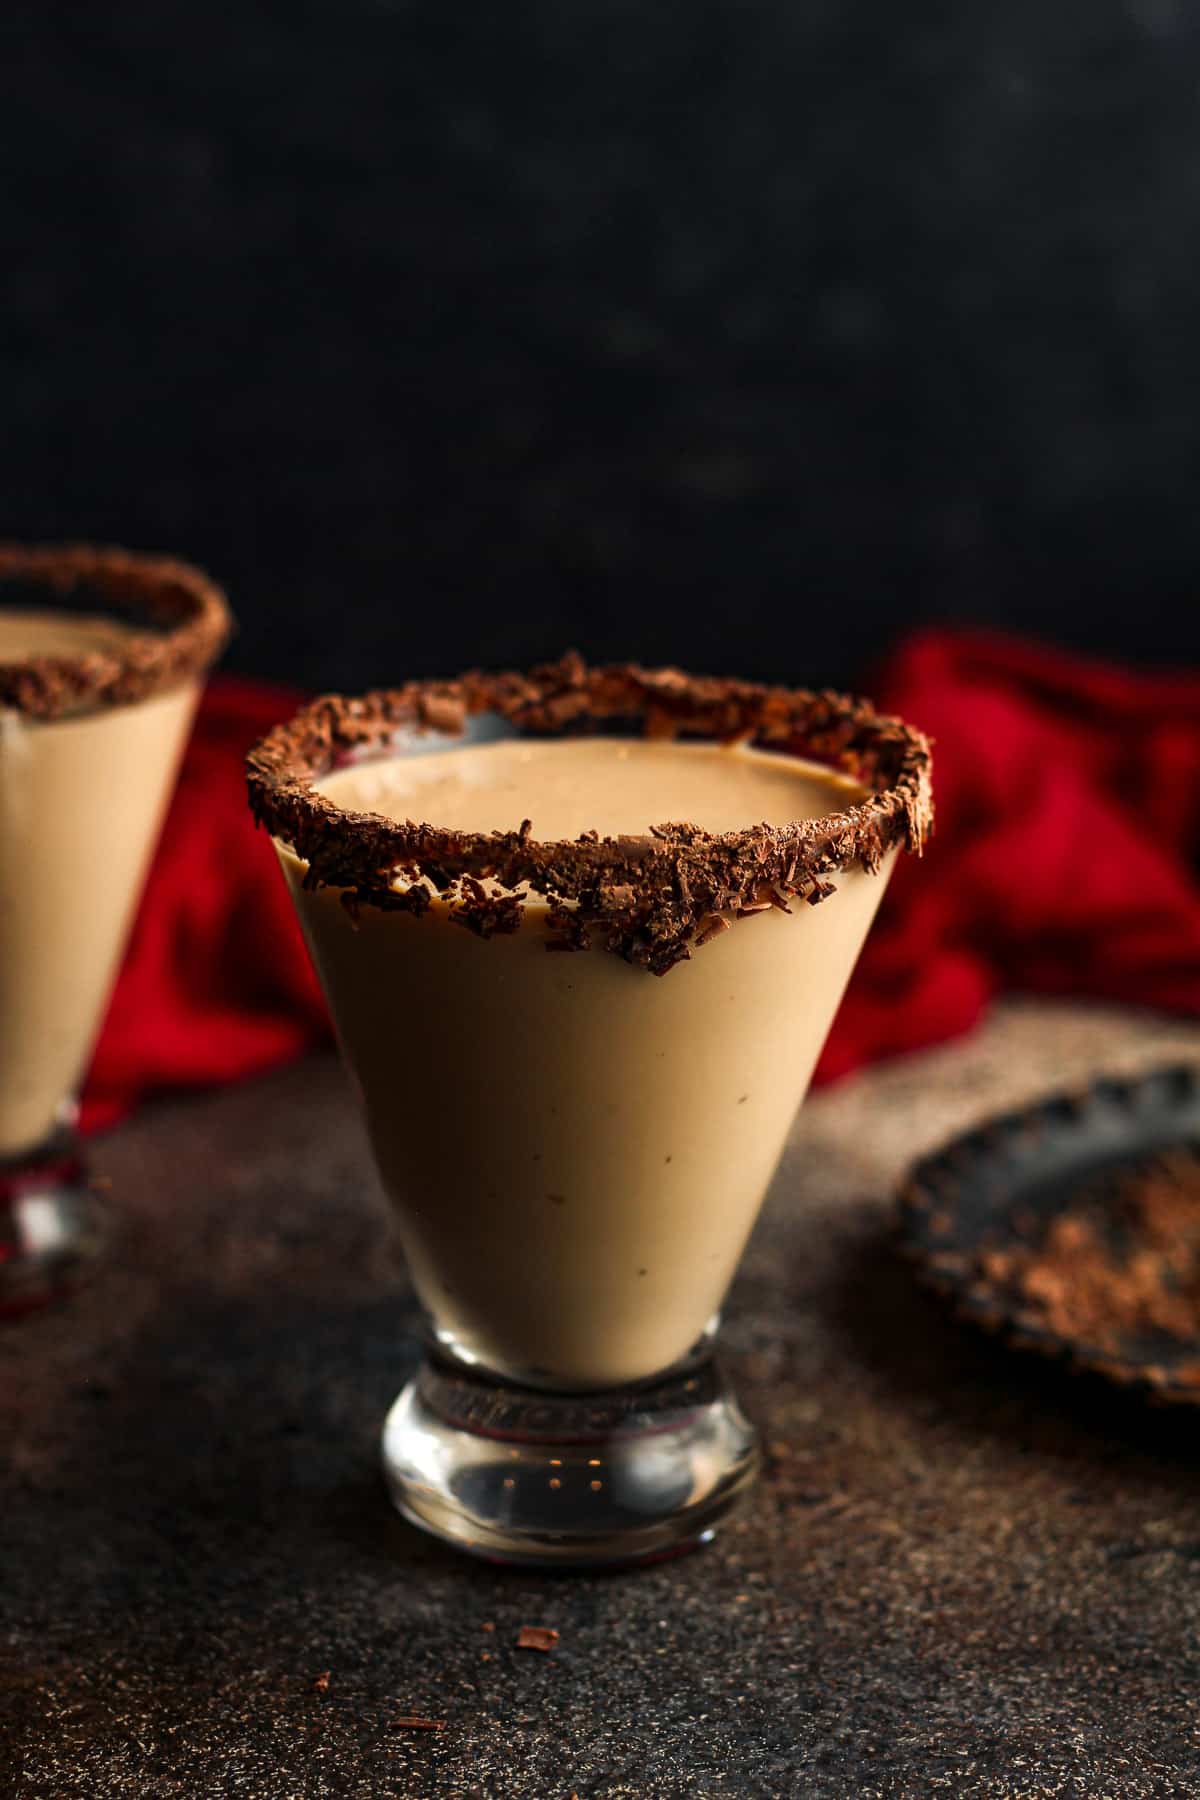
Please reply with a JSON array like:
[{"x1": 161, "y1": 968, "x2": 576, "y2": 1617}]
[{"x1": 4, "y1": 1000, "x2": 1200, "y2": 1799}]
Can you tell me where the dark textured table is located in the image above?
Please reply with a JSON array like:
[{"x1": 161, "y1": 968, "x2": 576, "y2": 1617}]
[{"x1": 5, "y1": 1001, "x2": 1200, "y2": 1799}]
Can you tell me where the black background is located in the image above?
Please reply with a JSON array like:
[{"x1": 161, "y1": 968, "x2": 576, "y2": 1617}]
[{"x1": 4, "y1": 1, "x2": 1199, "y2": 692}]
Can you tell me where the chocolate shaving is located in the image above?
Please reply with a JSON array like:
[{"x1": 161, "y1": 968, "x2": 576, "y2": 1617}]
[
  {"x1": 0, "y1": 543, "x2": 231, "y2": 719},
  {"x1": 312, "y1": 1670, "x2": 330, "y2": 1693},
  {"x1": 392, "y1": 1715, "x2": 446, "y2": 1732},
  {"x1": 246, "y1": 654, "x2": 932, "y2": 976},
  {"x1": 694, "y1": 913, "x2": 731, "y2": 948},
  {"x1": 516, "y1": 1625, "x2": 560, "y2": 1652}
]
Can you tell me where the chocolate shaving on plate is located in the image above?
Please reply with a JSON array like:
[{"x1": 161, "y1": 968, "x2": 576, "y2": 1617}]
[
  {"x1": 979, "y1": 1149, "x2": 1200, "y2": 1353},
  {"x1": 246, "y1": 653, "x2": 933, "y2": 975},
  {"x1": 0, "y1": 542, "x2": 232, "y2": 719},
  {"x1": 516, "y1": 1625, "x2": 560, "y2": 1652}
]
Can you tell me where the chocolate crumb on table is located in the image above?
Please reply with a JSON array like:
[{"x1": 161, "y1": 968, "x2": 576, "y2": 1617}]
[
  {"x1": 312, "y1": 1669, "x2": 330, "y2": 1693},
  {"x1": 517, "y1": 1625, "x2": 560, "y2": 1652},
  {"x1": 392, "y1": 1715, "x2": 446, "y2": 1732}
]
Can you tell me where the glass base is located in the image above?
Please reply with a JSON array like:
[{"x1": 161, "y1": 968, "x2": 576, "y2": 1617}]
[
  {"x1": 0, "y1": 1132, "x2": 106, "y2": 1319},
  {"x1": 381, "y1": 1347, "x2": 760, "y2": 1569}
]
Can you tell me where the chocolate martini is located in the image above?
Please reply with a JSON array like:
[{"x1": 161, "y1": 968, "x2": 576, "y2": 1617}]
[
  {"x1": 0, "y1": 546, "x2": 231, "y2": 1308},
  {"x1": 248, "y1": 657, "x2": 931, "y2": 1565},
  {"x1": 284, "y1": 737, "x2": 893, "y2": 1388}
]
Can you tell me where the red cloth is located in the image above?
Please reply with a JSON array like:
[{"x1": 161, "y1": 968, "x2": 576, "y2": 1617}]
[
  {"x1": 80, "y1": 678, "x2": 326, "y2": 1133},
  {"x1": 80, "y1": 635, "x2": 1200, "y2": 1131},
  {"x1": 815, "y1": 629, "x2": 1200, "y2": 1080}
]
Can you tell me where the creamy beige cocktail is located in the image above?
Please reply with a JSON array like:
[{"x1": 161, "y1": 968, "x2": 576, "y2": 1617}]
[
  {"x1": 0, "y1": 612, "x2": 200, "y2": 1156},
  {"x1": 247, "y1": 658, "x2": 930, "y2": 1565},
  {"x1": 0, "y1": 545, "x2": 230, "y2": 1310},
  {"x1": 277, "y1": 737, "x2": 895, "y2": 1387}
]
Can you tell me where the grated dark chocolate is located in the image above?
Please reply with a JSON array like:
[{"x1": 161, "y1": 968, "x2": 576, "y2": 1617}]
[
  {"x1": 0, "y1": 543, "x2": 232, "y2": 719},
  {"x1": 245, "y1": 653, "x2": 933, "y2": 975}
]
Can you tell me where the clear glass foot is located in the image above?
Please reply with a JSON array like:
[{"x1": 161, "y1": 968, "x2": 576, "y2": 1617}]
[
  {"x1": 0, "y1": 1131, "x2": 106, "y2": 1319},
  {"x1": 381, "y1": 1348, "x2": 760, "y2": 1568}
]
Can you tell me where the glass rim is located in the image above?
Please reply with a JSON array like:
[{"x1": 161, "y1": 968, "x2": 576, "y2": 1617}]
[
  {"x1": 0, "y1": 542, "x2": 232, "y2": 720},
  {"x1": 246, "y1": 652, "x2": 932, "y2": 974}
]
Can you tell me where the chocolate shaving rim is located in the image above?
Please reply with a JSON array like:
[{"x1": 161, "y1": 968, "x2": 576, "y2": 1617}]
[
  {"x1": 245, "y1": 653, "x2": 933, "y2": 975},
  {"x1": 0, "y1": 542, "x2": 233, "y2": 719}
]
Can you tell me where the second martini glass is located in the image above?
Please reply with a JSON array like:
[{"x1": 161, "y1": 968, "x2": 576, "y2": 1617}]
[{"x1": 0, "y1": 544, "x2": 231, "y2": 1314}]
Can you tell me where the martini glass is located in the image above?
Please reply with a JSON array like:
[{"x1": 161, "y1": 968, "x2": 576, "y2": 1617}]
[
  {"x1": 248, "y1": 660, "x2": 930, "y2": 1567},
  {"x1": 0, "y1": 544, "x2": 231, "y2": 1314}
]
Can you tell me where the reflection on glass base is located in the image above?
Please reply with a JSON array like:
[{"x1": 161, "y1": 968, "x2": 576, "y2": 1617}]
[
  {"x1": 0, "y1": 1133, "x2": 106, "y2": 1319},
  {"x1": 381, "y1": 1347, "x2": 760, "y2": 1569}
]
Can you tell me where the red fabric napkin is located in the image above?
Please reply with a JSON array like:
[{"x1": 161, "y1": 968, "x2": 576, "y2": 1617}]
[
  {"x1": 80, "y1": 678, "x2": 326, "y2": 1133},
  {"x1": 815, "y1": 629, "x2": 1200, "y2": 1079},
  {"x1": 80, "y1": 634, "x2": 1200, "y2": 1131}
]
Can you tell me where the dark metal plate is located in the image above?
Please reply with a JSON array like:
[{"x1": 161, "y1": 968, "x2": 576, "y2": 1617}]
[{"x1": 899, "y1": 1064, "x2": 1200, "y2": 1403}]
